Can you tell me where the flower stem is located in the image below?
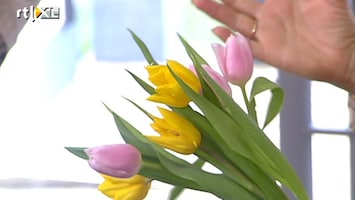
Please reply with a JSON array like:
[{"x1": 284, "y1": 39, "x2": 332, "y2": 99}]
[
  {"x1": 241, "y1": 85, "x2": 258, "y2": 125},
  {"x1": 195, "y1": 147, "x2": 264, "y2": 199}
]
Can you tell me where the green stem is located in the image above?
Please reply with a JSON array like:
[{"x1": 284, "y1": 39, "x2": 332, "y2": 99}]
[
  {"x1": 168, "y1": 159, "x2": 205, "y2": 200},
  {"x1": 195, "y1": 147, "x2": 264, "y2": 199},
  {"x1": 241, "y1": 85, "x2": 258, "y2": 124}
]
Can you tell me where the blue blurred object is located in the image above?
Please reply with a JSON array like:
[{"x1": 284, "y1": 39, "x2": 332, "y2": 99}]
[
  {"x1": 42, "y1": 0, "x2": 80, "y2": 98},
  {"x1": 93, "y1": 0, "x2": 163, "y2": 61}
]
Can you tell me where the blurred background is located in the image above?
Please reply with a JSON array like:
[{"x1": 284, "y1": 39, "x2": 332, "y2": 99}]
[{"x1": 0, "y1": 0, "x2": 352, "y2": 199}]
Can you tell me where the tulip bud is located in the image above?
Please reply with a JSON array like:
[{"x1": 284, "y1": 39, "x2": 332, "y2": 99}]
[
  {"x1": 146, "y1": 60, "x2": 201, "y2": 107},
  {"x1": 212, "y1": 33, "x2": 253, "y2": 86},
  {"x1": 190, "y1": 64, "x2": 232, "y2": 96},
  {"x1": 99, "y1": 174, "x2": 151, "y2": 200},
  {"x1": 148, "y1": 107, "x2": 201, "y2": 154},
  {"x1": 85, "y1": 144, "x2": 142, "y2": 178}
]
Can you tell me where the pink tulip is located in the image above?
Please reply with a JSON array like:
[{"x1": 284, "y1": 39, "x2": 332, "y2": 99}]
[
  {"x1": 212, "y1": 33, "x2": 253, "y2": 86},
  {"x1": 85, "y1": 144, "x2": 142, "y2": 178},
  {"x1": 190, "y1": 65, "x2": 232, "y2": 96}
]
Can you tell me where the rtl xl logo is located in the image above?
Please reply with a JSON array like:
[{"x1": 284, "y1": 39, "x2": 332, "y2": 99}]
[{"x1": 16, "y1": 6, "x2": 60, "y2": 22}]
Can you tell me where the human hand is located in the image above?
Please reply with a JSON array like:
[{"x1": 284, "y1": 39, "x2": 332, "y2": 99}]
[{"x1": 193, "y1": 0, "x2": 355, "y2": 93}]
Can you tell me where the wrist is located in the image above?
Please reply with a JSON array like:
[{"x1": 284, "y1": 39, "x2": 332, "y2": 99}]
[
  {"x1": 333, "y1": 44, "x2": 355, "y2": 94},
  {"x1": 0, "y1": 34, "x2": 8, "y2": 65},
  {"x1": 349, "y1": 94, "x2": 355, "y2": 131},
  {"x1": 345, "y1": 47, "x2": 355, "y2": 93}
]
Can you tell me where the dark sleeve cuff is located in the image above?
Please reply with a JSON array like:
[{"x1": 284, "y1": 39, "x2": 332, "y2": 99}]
[{"x1": 0, "y1": 34, "x2": 8, "y2": 66}]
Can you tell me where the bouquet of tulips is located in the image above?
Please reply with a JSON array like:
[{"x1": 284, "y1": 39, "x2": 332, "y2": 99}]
[{"x1": 66, "y1": 30, "x2": 309, "y2": 200}]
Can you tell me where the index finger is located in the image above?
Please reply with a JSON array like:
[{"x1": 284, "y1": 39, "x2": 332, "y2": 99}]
[{"x1": 193, "y1": 0, "x2": 259, "y2": 37}]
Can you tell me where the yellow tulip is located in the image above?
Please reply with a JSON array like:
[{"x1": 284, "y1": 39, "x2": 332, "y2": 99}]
[
  {"x1": 147, "y1": 107, "x2": 201, "y2": 154},
  {"x1": 146, "y1": 60, "x2": 201, "y2": 107},
  {"x1": 99, "y1": 174, "x2": 151, "y2": 200}
]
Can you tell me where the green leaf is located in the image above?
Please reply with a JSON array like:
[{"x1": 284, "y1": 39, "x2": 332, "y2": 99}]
[
  {"x1": 173, "y1": 107, "x2": 268, "y2": 198},
  {"x1": 157, "y1": 152, "x2": 260, "y2": 200},
  {"x1": 168, "y1": 158, "x2": 205, "y2": 200},
  {"x1": 190, "y1": 62, "x2": 308, "y2": 200},
  {"x1": 65, "y1": 147, "x2": 89, "y2": 160},
  {"x1": 104, "y1": 103, "x2": 157, "y2": 159},
  {"x1": 172, "y1": 107, "x2": 225, "y2": 154},
  {"x1": 168, "y1": 186, "x2": 184, "y2": 200},
  {"x1": 177, "y1": 33, "x2": 222, "y2": 108},
  {"x1": 126, "y1": 70, "x2": 155, "y2": 95},
  {"x1": 177, "y1": 33, "x2": 208, "y2": 65},
  {"x1": 106, "y1": 104, "x2": 203, "y2": 188},
  {"x1": 250, "y1": 77, "x2": 285, "y2": 129},
  {"x1": 169, "y1": 66, "x2": 289, "y2": 200},
  {"x1": 107, "y1": 104, "x2": 261, "y2": 199},
  {"x1": 128, "y1": 29, "x2": 158, "y2": 65},
  {"x1": 123, "y1": 97, "x2": 154, "y2": 121}
]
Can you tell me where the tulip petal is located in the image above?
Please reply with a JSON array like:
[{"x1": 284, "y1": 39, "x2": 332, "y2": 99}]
[
  {"x1": 148, "y1": 83, "x2": 190, "y2": 107},
  {"x1": 146, "y1": 60, "x2": 201, "y2": 107},
  {"x1": 85, "y1": 144, "x2": 142, "y2": 178},
  {"x1": 225, "y1": 34, "x2": 253, "y2": 85},
  {"x1": 167, "y1": 60, "x2": 201, "y2": 92},
  {"x1": 211, "y1": 43, "x2": 227, "y2": 77},
  {"x1": 203, "y1": 65, "x2": 232, "y2": 96},
  {"x1": 147, "y1": 135, "x2": 198, "y2": 155},
  {"x1": 148, "y1": 107, "x2": 201, "y2": 154},
  {"x1": 190, "y1": 64, "x2": 232, "y2": 96},
  {"x1": 99, "y1": 174, "x2": 151, "y2": 200},
  {"x1": 212, "y1": 34, "x2": 254, "y2": 86}
]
